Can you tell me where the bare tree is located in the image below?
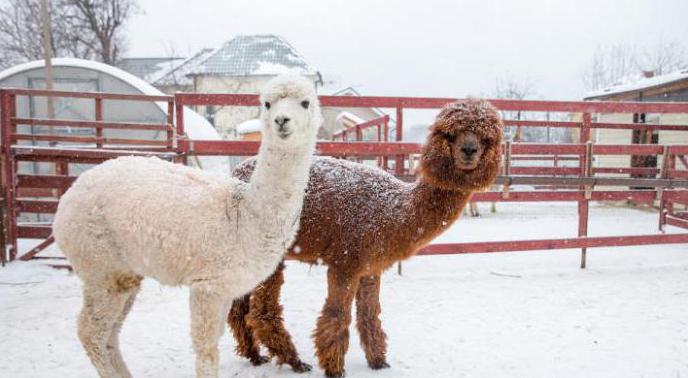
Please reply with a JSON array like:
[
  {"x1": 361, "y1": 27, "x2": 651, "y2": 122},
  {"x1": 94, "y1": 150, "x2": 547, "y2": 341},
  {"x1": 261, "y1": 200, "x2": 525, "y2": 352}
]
[
  {"x1": 0, "y1": 0, "x2": 135, "y2": 69},
  {"x1": 0, "y1": 0, "x2": 84, "y2": 68},
  {"x1": 494, "y1": 74, "x2": 539, "y2": 141},
  {"x1": 61, "y1": 0, "x2": 136, "y2": 64},
  {"x1": 582, "y1": 43, "x2": 638, "y2": 91},
  {"x1": 494, "y1": 75, "x2": 537, "y2": 101},
  {"x1": 582, "y1": 40, "x2": 687, "y2": 91},
  {"x1": 636, "y1": 39, "x2": 687, "y2": 76}
]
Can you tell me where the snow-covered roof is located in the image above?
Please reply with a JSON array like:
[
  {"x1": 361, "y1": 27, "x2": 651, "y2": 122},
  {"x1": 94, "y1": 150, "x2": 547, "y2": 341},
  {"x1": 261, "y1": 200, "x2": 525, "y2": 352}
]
[
  {"x1": 236, "y1": 119, "x2": 262, "y2": 134},
  {"x1": 0, "y1": 58, "x2": 229, "y2": 172},
  {"x1": 150, "y1": 48, "x2": 215, "y2": 86},
  {"x1": 189, "y1": 34, "x2": 317, "y2": 77},
  {"x1": 118, "y1": 57, "x2": 185, "y2": 83},
  {"x1": 585, "y1": 68, "x2": 688, "y2": 99},
  {"x1": 335, "y1": 111, "x2": 367, "y2": 126}
]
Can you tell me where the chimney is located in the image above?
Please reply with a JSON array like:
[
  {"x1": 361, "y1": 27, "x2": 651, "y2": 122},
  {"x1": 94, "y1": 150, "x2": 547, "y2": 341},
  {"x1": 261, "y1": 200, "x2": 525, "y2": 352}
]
[{"x1": 642, "y1": 70, "x2": 655, "y2": 78}]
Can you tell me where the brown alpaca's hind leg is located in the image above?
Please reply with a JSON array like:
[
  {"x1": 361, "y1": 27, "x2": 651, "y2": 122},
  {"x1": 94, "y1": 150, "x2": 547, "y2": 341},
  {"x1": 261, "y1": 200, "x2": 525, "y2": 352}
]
[
  {"x1": 227, "y1": 294, "x2": 269, "y2": 366},
  {"x1": 247, "y1": 262, "x2": 312, "y2": 373},
  {"x1": 356, "y1": 274, "x2": 390, "y2": 370},
  {"x1": 313, "y1": 269, "x2": 360, "y2": 378}
]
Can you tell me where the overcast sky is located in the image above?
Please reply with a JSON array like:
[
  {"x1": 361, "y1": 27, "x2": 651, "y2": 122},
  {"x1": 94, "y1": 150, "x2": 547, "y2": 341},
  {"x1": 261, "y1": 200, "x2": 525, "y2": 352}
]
[{"x1": 127, "y1": 0, "x2": 687, "y2": 102}]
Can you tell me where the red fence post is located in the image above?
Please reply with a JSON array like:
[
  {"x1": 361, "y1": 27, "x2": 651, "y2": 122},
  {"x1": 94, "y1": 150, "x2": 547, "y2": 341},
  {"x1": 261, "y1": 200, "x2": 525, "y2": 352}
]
[
  {"x1": 0, "y1": 90, "x2": 6, "y2": 265},
  {"x1": 95, "y1": 97, "x2": 103, "y2": 148},
  {"x1": 2, "y1": 92, "x2": 17, "y2": 261},
  {"x1": 395, "y1": 105, "x2": 404, "y2": 176},
  {"x1": 383, "y1": 117, "x2": 390, "y2": 170},
  {"x1": 167, "y1": 100, "x2": 174, "y2": 151},
  {"x1": 579, "y1": 113, "x2": 592, "y2": 268},
  {"x1": 174, "y1": 95, "x2": 187, "y2": 164}
]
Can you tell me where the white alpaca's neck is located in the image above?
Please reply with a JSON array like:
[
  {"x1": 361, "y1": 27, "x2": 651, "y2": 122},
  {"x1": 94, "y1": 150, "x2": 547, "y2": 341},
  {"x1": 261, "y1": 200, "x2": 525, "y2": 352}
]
[{"x1": 241, "y1": 138, "x2": 315, "y2": 245}]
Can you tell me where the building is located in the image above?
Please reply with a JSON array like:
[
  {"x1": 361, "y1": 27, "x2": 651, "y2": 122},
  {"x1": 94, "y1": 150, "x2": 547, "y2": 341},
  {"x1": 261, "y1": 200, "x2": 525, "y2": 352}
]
[
  {"x1": 120, "y1": 35, "x2": 391, "y2": 141},
  {"x1": 583, "y1": 69, "x2": 688, "y2": 175},
  {"x1": 0, "y1": 58, "x2": 229, "y2": 174}
]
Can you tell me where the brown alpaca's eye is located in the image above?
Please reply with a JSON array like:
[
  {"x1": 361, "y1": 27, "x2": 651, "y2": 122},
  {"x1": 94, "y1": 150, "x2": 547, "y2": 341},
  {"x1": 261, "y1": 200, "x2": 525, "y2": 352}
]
[
  {"x1": 264, "y1": 102, "x2": 271, "y2": 110},
  {"x1": 301, "y1": 100, "x2": 310, "y2": 109}
]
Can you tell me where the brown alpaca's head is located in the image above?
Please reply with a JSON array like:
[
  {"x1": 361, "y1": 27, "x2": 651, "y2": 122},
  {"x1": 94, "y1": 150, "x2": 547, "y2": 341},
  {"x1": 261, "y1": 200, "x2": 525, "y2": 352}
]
[{"x1": 419, "y1": 99, "x2": 504, "y2": 191}]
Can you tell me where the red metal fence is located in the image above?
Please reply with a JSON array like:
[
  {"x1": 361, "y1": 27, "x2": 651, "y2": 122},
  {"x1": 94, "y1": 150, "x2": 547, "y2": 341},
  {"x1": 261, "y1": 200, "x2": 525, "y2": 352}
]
[{"x1": 2, "y1": 88, "x2": 688, "y2": 268}]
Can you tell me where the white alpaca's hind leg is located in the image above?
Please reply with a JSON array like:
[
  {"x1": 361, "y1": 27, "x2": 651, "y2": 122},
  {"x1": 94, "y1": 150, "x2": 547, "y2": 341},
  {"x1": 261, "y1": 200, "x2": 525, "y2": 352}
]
[
  {"x1": 107, "y1": 276, "x2": 142, "y2": 378},
  {"x1": 78, "y1": 275, "x2": 139, "y2": 378},
  {"x1": 190, "y1": 281, "x2": 230, "y2": 378}
]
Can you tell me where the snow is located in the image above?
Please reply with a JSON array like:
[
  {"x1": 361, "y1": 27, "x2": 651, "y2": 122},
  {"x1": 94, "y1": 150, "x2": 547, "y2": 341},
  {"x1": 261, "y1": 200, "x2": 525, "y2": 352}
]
[
  {"x1": 335, "y1": 111, "x2": 367, "y2": 126},
  {"x1": 2, "y1": 202, "x2": 688, "y2": 377},
  {"x1": 236, "y1": 118, "x2": 262, "y2": 134},
  {"x1": 253, "y1": 61, "x2": 301, "y2": 75},
  {"x1": 0, "y1": 58, "x2": 229, "y2": 174},
  {"x1": 151, "y1": 49, "x2": 216, "y2": 87},
  {"x1": 585, "y1": 68, "x2": 688, "y2": 99}
]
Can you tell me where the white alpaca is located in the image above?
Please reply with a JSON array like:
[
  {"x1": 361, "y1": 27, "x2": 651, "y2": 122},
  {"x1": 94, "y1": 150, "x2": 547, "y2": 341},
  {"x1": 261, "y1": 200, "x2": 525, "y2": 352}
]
[{"x1": 53, "y1": 74, "x2": 321, "y2": 378}]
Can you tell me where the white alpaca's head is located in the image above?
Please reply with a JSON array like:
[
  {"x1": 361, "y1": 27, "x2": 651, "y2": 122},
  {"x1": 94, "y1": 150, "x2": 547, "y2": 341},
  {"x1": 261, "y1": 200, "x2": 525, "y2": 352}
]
[{"x1": 259, "y1": 73, "x2": 321, "y2": 148}]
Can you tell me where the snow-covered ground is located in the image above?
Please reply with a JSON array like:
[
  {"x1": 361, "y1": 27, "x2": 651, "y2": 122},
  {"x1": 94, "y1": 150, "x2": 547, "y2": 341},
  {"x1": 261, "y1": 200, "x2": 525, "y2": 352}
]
[{"x1": 2, "y1": 202, "x2": 688, "y2": 378}]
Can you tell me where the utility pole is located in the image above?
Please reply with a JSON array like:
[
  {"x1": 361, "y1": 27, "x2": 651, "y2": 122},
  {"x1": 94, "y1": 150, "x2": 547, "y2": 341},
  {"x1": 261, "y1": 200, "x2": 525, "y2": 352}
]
[{"x1": 40, "y1": 0, "x2": 55, "y2": 119}]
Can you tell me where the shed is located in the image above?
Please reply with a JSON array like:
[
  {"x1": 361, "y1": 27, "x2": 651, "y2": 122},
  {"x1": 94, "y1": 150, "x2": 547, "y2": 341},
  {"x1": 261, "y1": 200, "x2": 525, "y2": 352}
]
[{"x1": 0, "y1": 58, "x2": 229, "y2": 174}]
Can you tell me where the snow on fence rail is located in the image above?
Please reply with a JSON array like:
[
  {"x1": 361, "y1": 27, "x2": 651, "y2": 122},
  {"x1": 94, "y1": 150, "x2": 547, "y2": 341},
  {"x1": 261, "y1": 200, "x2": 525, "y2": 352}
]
[{"x1": 1, "y1": 88, "x2": 687, "y2": 268}]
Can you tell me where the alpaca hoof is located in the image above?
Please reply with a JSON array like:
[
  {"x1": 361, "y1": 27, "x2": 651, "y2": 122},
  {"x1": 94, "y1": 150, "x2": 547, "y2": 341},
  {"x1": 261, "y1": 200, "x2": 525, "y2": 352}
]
[
  {"x1": 369, "y1": 359, "x2": 391, "y2": 370},
  {"x1": 290, "y1": 360, "x2": 312, "y2": 373},
  {"x1": 250, "y1": 355, "x2": 271, "y2": 366},
  {"x1": 325, "y1": 371, "x2": 345, "y2": 378}
]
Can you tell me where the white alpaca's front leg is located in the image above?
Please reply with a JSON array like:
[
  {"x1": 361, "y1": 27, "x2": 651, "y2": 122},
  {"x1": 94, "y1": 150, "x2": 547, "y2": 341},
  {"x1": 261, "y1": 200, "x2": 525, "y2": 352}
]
[{"x1": 190, "y1": 281, "x2": 230, "y2": 378}]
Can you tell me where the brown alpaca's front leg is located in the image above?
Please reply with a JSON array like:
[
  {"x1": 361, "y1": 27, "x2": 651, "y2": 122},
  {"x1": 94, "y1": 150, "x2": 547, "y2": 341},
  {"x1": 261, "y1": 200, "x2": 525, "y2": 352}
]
[
  {"x1": 247, "y1": 262, "x2": 312, "y2": 373},
  {"x1": 314, "y1": 269, "x2": 360, "y2": 378},
  {"x1": 355, "y1": 274, "x2": 390, "y2": 370},
  {"x1": 228, "y1": 294, "x2": 269, "y2": 366}
]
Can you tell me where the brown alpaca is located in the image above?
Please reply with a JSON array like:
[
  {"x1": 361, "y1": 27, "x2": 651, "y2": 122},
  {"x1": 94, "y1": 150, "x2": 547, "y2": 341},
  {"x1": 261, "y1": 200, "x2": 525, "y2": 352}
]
[{"x1": 227, "y1": 99, "x2": 503, "y2": 377}]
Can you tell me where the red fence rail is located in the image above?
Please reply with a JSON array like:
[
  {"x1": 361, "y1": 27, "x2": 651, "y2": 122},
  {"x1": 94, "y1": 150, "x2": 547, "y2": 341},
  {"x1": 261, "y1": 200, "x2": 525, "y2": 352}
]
[
  {"x1": 1, "y1": 88, "x2": 687, "y2": 268},
  {"x1": 0, "y1": 88, "x2": 177, "y2": 264}
]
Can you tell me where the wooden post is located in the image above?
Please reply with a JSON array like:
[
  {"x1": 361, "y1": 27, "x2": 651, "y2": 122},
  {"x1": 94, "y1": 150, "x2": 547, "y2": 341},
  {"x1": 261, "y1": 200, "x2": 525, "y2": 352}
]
[
  {"x1": 167, "y1": 100, "x2": 174, "y2": 150},
  {"x1": 95, "y1": 97, "x2": 103, "y2": 148},
  {"x1": 3, "y1": 93, "x2": 17, "y2": 261},
  {"x1": 383, "y1": 117, "x2": 389, "y2": 171},
  {"x1": 579, "y1": 113, "x2": 592, "y2": 269},
  {"x1": 175, "y1": 97, "x2": 187, "y2": 164},
  {"x1": 0, "y1": 90, "x2": 6, "y2": 265},
  {"x1": 395, "y1": 105, "x2": 403, "y2": 176},
  {"x1": 658, "y1": 146, "x2": 671, "y2": 232},
  {"x1": 501, "y1": 141, "x2": 512, "y2": 199},
  {"x1": 40, "y1": 0, "x2": 55, "y2": 121}
]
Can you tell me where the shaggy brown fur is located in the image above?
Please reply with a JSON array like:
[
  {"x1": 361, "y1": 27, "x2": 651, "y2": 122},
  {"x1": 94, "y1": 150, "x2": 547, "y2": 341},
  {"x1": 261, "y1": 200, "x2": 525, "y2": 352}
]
[{"x1": 227, "y1": 99, "x2": 503, "y2": 377}]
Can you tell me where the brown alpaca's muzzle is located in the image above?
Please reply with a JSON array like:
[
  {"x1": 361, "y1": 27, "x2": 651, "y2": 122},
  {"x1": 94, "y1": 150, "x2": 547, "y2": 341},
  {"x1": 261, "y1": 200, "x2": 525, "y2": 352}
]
[{"x1": 454, "y1": 131, "x2": 485, "y2": 170}]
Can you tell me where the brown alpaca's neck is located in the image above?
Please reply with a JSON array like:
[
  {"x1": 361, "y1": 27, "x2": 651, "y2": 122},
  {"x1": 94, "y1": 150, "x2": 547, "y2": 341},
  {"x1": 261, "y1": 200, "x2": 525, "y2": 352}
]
[{"x1": 392, "y1": 177, "x2": 473, "y2": 262}]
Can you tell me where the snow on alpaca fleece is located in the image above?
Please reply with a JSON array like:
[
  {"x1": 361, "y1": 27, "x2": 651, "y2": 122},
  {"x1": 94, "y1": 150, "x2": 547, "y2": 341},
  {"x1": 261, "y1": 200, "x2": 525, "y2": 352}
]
[
  {"x1": 53, "y1": 76, "x2": 319, "y2": 295},
  {"x1": 55, "y1": 157, "x2": 280, "y2": 292}
]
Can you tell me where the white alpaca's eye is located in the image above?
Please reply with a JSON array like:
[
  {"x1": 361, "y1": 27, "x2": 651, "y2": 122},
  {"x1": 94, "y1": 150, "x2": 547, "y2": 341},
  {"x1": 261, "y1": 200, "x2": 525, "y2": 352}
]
[
  {"x1": 264, "y1": 102, "x2": 271, "y2": 110},
  {"x1": 301, "y1": 100, "x2": 310, "y2": 109}
]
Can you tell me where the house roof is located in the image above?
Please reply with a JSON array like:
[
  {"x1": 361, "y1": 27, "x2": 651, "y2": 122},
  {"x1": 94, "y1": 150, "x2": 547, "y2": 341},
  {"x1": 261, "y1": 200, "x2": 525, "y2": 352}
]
[
  {"x1": 585, "y1": 68, "x2": 688, "y2": 100},
  {"x1": 150, "y1": 48, "x2": 215, "y2": 86},
  {"x1": 189, "y1": 34, "x2": 317, "y2": 77},
  {"x1": 117, "y1": 57, "x2": 185, "y2": 83}
]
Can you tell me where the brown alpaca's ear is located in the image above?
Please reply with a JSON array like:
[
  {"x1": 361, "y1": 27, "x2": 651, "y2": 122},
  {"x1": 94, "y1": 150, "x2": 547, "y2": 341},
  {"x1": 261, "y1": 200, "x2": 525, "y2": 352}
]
[{"x1": 418, "y1": 128, "x2": 459, "y2": 191}]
